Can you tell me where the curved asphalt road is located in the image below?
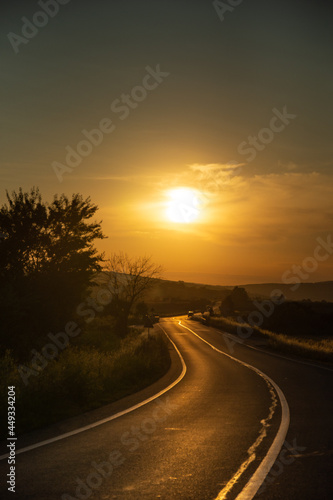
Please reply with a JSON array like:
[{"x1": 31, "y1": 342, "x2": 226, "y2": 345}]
[{"x1": 1, "y1": 317, "x2": 332, "y2": 499}]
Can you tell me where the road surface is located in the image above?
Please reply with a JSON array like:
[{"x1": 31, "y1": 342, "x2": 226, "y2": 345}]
[{"x1": 1, "y1": 316, "x2": 332, "y2": 499}]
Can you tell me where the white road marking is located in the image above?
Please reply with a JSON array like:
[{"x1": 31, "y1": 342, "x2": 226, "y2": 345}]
[
  {"x1": 206, "y1": 322, "x2": 333, "y2": 373},
  {"x1": 234, "y1": 337, "x2": 333, "y2": 373},
  {"x1": 178, "y1": 321, "x2": 290, "y2": 500},
  {"x1": 0, "y1": 327, "x2": 186, "y2": 461}
]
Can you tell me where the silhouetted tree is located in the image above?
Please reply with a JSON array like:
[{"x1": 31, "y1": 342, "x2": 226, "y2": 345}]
[
  {"x1": 0, "y1": 187, "x2": 106, "y2": 357},
  {"x1": 230, "y1": 286, "x2": 251, "y2": 311},
  {"x1": 135, "y1": 301, "x2": 149, "y2": 317},
  {"x1": 220, "y1": 295, "x2": 234, "y2": 316}
]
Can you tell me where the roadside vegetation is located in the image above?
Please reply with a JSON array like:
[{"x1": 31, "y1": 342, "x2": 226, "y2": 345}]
[
  {"x1": 192, "y1": 286, "x2": 333, "y2": 363},
  {"x1": 0, "y1": 317, "x2": 170, "y2": 439}
]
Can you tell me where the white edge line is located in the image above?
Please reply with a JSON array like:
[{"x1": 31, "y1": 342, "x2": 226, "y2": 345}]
[
  {"x1": 209, "y1": 325, "x2": 333, "y2": 373},
  {"x1": 178, "y1": 321, "x2": 290, "y2": 500},
  {"x1": 0, "y1": 325, "x2": 186, "y2": 461},
  {"x1": 235, "y1": 376, "x2": 290, "y2": 499},
  {"x1": 237, "y1": 339, "x2": 333, "y2": 373}
]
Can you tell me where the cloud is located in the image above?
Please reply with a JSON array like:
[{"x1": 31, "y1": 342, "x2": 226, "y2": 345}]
[
  {"x1": 277, "y1": 160, "x2": 299, "y2": 171},
  {"x1": 205, "y1": 170, "x2": 333, "y2": 245},
  {"x1": 189, "y1": 162, "x2": 244, "y2": 173},
  {"x1": 81, "y1": 174, "x2": 161, "y2": 185}
]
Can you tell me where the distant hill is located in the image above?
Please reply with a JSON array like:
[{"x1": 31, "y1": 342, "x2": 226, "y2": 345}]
[
  {"x1": 91, "y1": 275, "x2": 232, "y2": 316},
  {"x1": 146, "y1": 279, "x2": 333, "y2": 303},
  {"x1": 92, "y1": 274, "x2": 333, "y2": 315},
  {"x1": 242, "y1": 281, "x2": 333, "y2": 303},
  {"x1": 144, "y1": 279, "x2": 231, "y2": 314}
]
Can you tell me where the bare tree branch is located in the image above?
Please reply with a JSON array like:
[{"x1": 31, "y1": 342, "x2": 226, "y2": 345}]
[{"x1": 98, "y1": 252, "x2": 163, "y2": 336}]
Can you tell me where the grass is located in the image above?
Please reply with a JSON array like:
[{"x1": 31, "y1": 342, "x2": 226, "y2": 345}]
[
  {"x1": 0, "y1": 318, "x2": 171, "y2": 439},
  {"x1": 192, "y1": 314, "x2": 333, "y2": 363},
  {"x1": 262, "y1": 330, "x2": 333, "y2": 361}
]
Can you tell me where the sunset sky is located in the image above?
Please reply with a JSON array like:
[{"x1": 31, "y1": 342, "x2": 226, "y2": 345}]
[{"x1": 1, "y1": 0, "x2": 333, "y2": 285}]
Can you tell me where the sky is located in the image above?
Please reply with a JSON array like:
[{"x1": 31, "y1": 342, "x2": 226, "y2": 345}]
[{"x1": 1, "y1": 0, "x2": 333, "y2": 285}]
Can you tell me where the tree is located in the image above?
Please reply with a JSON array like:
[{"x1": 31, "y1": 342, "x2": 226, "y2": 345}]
[
  {"x1": 230, "y1": 286, "x2": 251, "y2": 311},
  {"x1": 135, "y1": 301, "x2": 149, "y2": 318},
  {"x1": 0, "y1": 187, "x2": 105, "y2": 278},
  {"x1": 98, "y1": 253, "x2": 163, "y2": 336},
  {"x1": 0, "y1": 187, "x2": 106, "y2": 357},
  {"x1": 220, "y1": 295, "x2": 234, "y2": 316}
]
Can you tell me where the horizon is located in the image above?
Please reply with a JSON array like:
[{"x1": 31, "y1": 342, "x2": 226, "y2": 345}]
[
  {"x1": 95, "y1": 269, "x2": 333, "y2": 289},
  {"x1": 162, "y1": 273, "x2": 333, "y2": 288}
]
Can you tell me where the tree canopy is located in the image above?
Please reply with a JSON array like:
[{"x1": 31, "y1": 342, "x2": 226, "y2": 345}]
[
  {"x1": 0, "y1": 187, "x2": 106, "y2": 358},
  {"x1": 0, "y1": 187, "x2": 105, "y2": 279}
]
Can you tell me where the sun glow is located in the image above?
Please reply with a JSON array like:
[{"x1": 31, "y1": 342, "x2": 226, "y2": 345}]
[{"x1": 166, "y1": 188, "x2": 201, "y2": 223}]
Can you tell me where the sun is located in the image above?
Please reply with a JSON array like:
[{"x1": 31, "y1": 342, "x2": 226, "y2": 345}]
[{"x1": 166, "y1": 188, "x2": 201, "y2": 223}]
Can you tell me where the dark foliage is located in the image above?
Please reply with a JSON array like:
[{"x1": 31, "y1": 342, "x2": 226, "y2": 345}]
[
  {"x1": 261, "y1": 300, "x2": 333, "y2": 338},
  {"x1": 0, "y1": 187, "x2": 106, "y2": 359}
]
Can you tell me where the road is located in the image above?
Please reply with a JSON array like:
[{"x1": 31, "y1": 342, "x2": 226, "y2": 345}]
[{"x1": 1, "y1": 316, "x2": 333, "y2": 499}]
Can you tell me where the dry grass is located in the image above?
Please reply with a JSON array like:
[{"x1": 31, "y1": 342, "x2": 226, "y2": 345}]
[
  {"x1": 263, "y1": 330, "x2": 333, "y2": 362},
  {"x1": 194, "y1": 315, "x2": 333, "y2": 363}
]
